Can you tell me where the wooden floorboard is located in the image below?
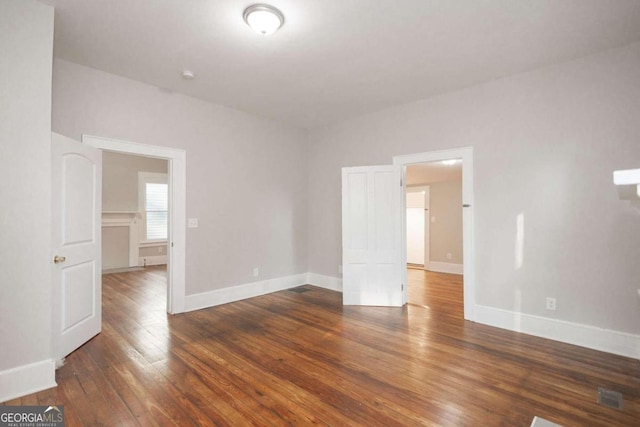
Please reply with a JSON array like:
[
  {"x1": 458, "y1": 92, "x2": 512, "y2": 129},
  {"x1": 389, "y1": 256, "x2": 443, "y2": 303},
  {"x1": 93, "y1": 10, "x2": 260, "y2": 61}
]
[{"x1": 3, "y1": 266, "x2": 639, "y2": 426}]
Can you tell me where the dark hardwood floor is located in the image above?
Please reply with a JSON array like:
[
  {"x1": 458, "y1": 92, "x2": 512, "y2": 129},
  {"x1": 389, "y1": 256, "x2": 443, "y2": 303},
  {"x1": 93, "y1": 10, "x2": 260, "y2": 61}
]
[
  {"x1": 3, "y1": 266, "x2": 639, "y2": 426},
  {"x1": 407, "y1": 267, "x2": 464, "y2": 319}
]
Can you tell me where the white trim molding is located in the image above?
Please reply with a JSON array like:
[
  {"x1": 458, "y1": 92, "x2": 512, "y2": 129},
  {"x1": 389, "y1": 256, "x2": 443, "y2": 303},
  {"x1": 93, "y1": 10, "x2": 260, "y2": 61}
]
[
  {"x1": 184, "y1": 274, "x2": 307, "y2": 312},
  {"x1": 178, "y1": 269, "x2": 640, "y2": 360},
  {"x1": 138, "y1": 255, "x2": 167, "y2": 267},
  {"x1": 306, "y1": 273, "x2": 343, "y2": 292},
  {"x1": 0, "y1": 360, "x2": 56, "y2": 403},
  {"x1": 427, "y1": 261, "x2": 463, "y2": 275},
  {"x1": 475, "y1": 305, "x2": 640, "y2": 360},
  {"x1": 184, "y1": 273, "x2": 345, "y2": 313}
]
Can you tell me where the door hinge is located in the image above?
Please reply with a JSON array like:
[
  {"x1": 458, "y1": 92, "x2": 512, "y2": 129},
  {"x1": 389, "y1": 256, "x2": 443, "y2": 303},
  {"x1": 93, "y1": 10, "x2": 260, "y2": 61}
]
[
  {"x1": 401, "y1": 284, "x2": 404, "y2": 291},
  {"x1": 400, "y1": 178, "x2": 403, "y2": 187}
]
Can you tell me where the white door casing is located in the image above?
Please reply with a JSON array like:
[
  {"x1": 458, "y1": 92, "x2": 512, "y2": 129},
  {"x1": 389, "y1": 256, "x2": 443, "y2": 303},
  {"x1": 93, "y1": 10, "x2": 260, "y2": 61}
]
[
  {"x1": 342, "y1": 165, "x2": 403, "y2": 306},
  {"x1": 394, "y1": 147, "x2": 475, "y2": 321},
  {"x1": 51, "y1": 132, "x2": 102, "y2": 361},
  {"x1": 82, "y1": 134, "x2": 186, "y2": 314}
]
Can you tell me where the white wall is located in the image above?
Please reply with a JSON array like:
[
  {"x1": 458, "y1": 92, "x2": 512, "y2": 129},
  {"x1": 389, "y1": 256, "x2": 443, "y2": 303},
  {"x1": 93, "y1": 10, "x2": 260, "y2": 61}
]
[
  {"x1": 0, "y1": 0, "x2": 55, "y2": 398},
  {"x1": 308, "y1": 42, "x2": 640, "y2": 337},
  {"x1": 429, "y1": 180, "x2": 463, "y2": 265},
  {"x1": 103, "y1": 151, "x2": 167, "y2": 212},
  {"x1": 102, "y1": 227, "x2": 130, "y2": 270},
  {"x1": 52, "y1": 59, "x2": 309, "y2": 295}
]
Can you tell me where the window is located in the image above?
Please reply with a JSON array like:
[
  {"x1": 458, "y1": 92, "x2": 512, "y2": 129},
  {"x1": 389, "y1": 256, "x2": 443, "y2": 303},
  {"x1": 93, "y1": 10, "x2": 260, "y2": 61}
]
[
  {"x1": 139, "y1": 172, "x2": 168, "y2": 242},
  {"x1": 145, "y1": 182, "x2": 168, "y2": 240}
]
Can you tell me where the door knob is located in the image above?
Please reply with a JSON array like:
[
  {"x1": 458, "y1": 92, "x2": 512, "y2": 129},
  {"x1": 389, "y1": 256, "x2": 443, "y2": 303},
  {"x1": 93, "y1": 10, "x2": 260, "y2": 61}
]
[{"x1": 53, "y1": 255, "x2": 66, "y2": 264}]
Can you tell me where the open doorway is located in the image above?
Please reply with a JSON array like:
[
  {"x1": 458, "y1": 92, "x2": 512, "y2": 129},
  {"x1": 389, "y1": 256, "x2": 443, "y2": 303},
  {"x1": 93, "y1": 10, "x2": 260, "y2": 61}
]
[
  {"x1": 405, "y1": 161, "x2": 463, "y2": 317},
  {"x1": 83, "y1": 134, "x2": 186, "y2": 314},
  {"x1": 51, "y1": 133, "x2": 186, "y2": 364},
  {"x1": 100, "y1": 151, "x2": 169, "y2": 319},
  {"x1": 394, "y1": 147, "x2": 475, "y2": 321}
]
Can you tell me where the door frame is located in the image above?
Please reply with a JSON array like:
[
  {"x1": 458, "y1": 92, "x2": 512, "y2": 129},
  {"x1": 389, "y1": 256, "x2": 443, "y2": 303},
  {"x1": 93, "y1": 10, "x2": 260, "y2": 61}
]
[
  {"x1": 394, "y1": 147, "x2": 474, "y2": 321},
  {"x1": 83, "y1": 134, "x2": 186, "y2": 314}
]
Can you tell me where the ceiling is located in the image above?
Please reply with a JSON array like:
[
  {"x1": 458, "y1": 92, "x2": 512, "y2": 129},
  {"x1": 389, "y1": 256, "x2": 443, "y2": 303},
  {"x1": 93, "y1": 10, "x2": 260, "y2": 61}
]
[
  {"x1": 407, "y1": 161, "x2": 462, "y2": 186},
  {"x1": 41, "y1": 0, "x2": 640, "y2": 129}
]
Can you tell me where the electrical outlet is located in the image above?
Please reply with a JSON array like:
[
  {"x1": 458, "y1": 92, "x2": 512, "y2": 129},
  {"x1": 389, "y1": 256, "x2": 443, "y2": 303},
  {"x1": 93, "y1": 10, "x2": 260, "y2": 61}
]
[
  {"x1": 546, "y1": 297, "x2": 557, "y2": 311},
  {"x1": 253, "y1": 267, "x2": 259, "y2": 277},
  {"x1": 446, "y1": 253, "x2": 452, "y2": 260},
  {"x1": 158, "y1": 246, "x2": 163, "y2": 253}
]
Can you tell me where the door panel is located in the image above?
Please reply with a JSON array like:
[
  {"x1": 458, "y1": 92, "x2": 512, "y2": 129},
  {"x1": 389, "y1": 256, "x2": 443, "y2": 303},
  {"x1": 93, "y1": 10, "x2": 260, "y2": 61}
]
[
  {"x1": 62, "y1": 154, "x2": 96, "y2": 245},
  {"x1": 62, "y1": 261, "x2": 96, "y2": 331},
  {"x1": 342, "y1": 166, "x2": 403, "y2": 306},
  {"x1": 52, "y1": 132, "x2": 102, "y2": 361}
]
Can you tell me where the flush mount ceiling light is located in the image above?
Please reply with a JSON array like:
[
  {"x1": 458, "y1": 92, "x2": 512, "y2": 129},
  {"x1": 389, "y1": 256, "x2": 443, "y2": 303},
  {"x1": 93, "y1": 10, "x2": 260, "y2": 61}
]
[
  {"x1": 441, "y1": 159, "x2": 459, "y2": 166},
  {"x1": 243, "y1": 4, "x2": 284, "y2": 35}
]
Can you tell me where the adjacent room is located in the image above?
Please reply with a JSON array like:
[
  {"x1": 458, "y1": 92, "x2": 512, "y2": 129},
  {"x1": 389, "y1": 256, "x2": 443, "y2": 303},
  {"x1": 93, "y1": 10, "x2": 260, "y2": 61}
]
[
  {"x1": 102, "y1": 151, "x2": 169, "y2": 273},
  {"x1": 2, "y1": 0, "x2": 640, "y2": 425},
  {"x1": 405, "y1": 160, "x2": 464, "y2": 316}
]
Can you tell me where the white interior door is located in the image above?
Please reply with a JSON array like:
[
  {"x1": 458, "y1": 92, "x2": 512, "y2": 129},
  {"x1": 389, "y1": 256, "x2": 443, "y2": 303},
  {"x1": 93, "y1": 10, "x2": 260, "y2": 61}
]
[
  {"x1": 51, "y1": 132, "x2": 102, "y2": 361},
  {"x1": 342, "y1": 165, "x2": 403, "y2": 306}
]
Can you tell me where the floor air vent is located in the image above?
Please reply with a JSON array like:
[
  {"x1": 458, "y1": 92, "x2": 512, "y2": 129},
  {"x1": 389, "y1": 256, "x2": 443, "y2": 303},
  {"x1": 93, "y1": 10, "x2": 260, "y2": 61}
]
[
  {"x1": 597, "y1": 387, "x2": 623, "y2": 410},
  {"x1": 287, "y1": 287, "x2": 311, "y2": 293}
]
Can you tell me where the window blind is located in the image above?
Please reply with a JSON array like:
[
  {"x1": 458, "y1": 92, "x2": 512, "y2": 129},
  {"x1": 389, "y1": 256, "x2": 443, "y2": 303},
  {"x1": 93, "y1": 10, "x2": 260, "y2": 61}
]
[{"x1": 146, "y1": 183, "x2": 168, "y2": 240}]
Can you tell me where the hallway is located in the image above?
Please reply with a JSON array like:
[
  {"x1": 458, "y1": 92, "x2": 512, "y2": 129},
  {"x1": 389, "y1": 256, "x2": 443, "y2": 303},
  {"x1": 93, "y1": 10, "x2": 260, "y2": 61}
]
[{"x1": 407, "y1": 267, "x2": 464, "y2": 319}]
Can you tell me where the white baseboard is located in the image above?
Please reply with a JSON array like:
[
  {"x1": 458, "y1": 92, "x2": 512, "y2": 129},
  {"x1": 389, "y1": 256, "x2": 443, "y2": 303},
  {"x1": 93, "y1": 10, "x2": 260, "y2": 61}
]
[
  {"x1": 427, "y1": 261, "x2": 463, "y2": 275},
  {"x1": 0, "y1": 359, "x2": 56, "y2": 402},
  {"x1": 138, "y1": 255, "x2": 167, "y2": 267},
  {"x1": 474, "y1": 305, "x2": 640, "y2": 360},
  {"x1": 184, "y1": 273, "x2": 307, "y2": 312},
  {"x1": 180, "y1": 270, "x2": 640, "y2": 360},
  {"x1": 306, "y1": 273, "x2": 343, "y2": 292}
]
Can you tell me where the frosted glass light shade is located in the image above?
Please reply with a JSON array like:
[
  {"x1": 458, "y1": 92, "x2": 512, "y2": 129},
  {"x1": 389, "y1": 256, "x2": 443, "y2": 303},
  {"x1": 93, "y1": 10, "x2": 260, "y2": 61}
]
[{"x1": 243, "y1": 4, "x2": 284, "y2": 35}]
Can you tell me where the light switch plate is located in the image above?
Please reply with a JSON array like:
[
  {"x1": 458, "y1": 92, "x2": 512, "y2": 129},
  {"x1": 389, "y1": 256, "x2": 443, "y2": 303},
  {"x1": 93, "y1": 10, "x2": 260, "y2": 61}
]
[{"x1": 187, "y1": 218, "x2": 198, "y2": 228}]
